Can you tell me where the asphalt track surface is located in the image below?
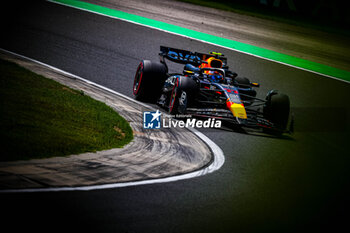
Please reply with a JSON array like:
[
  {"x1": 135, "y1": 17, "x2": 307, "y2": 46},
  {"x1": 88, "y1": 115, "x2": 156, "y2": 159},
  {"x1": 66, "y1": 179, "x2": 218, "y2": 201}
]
[{"x1": 1, "y1": 1, "x2": 349, "y2": 232}]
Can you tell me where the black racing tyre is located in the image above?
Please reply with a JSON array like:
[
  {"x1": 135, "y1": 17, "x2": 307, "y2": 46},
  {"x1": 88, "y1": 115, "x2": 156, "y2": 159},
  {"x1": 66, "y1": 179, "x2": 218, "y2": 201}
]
[
  {"x1": 168, "y1": 76, "x2": 197, "y2": 115},
  {"x1": 235, "y1": 77, "x2": 256, "y2": 103},
  {"x1": 234, "y1": 77, "x2": 250, "y2": 87},
  {"x1": 263, "y1": 92, "x2": 290, "y2": 132},
  {"x1": 169, "y1": 89, "x2": 188, "y2": 115},
  {"x1": 133, "y1": 60, "x2": 167, "y2": 102}
]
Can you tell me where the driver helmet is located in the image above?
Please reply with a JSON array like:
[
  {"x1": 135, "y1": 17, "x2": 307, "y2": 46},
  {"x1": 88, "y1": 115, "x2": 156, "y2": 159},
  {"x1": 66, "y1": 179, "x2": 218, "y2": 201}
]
[
  {"x1": 208, "y1": 71, "x2": 224, "y2": 83},
  {"x1": 200, "y1": 57, "x2": 223, "y2": 69}
]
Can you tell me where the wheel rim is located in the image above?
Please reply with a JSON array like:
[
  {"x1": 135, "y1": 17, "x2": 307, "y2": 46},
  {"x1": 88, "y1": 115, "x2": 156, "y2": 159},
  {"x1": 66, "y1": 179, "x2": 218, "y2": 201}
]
[{"x1": 178, "y1": 91, "x2": 187, "y2": 114}]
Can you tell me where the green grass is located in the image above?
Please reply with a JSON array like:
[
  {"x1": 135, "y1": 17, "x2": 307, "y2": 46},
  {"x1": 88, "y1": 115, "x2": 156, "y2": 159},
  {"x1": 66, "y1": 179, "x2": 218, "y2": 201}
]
[{"x1": 0, "y1": 59, "x2": 133, "y2": 162}]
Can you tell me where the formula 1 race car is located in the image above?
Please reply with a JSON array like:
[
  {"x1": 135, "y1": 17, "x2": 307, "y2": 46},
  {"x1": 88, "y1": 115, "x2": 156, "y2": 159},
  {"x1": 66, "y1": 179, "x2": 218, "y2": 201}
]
[{"x1": 133, "y1": 46, "x2": 293, "y2": 135}]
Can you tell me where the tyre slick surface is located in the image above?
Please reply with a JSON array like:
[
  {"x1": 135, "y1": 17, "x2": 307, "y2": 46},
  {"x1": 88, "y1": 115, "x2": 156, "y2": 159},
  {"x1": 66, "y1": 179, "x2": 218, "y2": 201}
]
[{"x1": 133, "y1": 60, "x2": 167, "y2": 102}]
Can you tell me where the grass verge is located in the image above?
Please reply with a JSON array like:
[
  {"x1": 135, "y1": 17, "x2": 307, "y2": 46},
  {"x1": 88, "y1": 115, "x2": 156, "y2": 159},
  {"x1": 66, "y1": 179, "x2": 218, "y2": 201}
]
[{"x1": 0, "y1": 59, "x2": 133, "y2": 162}]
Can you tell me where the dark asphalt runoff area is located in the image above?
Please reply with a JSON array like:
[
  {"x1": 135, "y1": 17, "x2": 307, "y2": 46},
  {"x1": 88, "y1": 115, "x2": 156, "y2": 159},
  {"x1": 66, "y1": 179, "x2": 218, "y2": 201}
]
[{"x1": 1, "y1": 1, "x2": 349, "y2": 232}]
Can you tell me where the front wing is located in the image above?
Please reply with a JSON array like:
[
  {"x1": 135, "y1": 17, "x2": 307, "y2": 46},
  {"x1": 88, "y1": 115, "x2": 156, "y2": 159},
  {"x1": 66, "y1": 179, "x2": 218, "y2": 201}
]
[{"x1": 185, "y1": 107, "x2": 289, "y2": 133}]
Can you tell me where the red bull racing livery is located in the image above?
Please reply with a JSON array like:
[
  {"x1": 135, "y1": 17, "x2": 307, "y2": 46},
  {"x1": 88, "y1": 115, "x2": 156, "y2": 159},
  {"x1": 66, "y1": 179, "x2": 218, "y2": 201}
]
[{"x1": 133, "y1": 46, "x2": 293, "y2": 135}]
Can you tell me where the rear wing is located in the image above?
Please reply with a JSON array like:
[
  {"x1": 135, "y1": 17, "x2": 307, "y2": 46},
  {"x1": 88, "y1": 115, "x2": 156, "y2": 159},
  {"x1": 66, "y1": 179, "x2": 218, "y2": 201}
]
[{"x1": 159, "y1": 46, "x2": 228, "y2": 68}]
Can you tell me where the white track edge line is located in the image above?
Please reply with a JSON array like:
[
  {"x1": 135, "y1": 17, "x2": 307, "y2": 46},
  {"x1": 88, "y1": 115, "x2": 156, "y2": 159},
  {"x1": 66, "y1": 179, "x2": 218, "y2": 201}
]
[
  {"x1": 0, "y1": 48, "x2": 225, "y2": 193},
  {"x1": 48, "y1": 0, "x2": 350, "y2": 84}
]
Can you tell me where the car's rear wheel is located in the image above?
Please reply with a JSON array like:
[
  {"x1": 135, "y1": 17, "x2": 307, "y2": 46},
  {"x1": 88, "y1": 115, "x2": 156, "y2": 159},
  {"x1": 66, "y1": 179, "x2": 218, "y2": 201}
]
[
  {"x1": 133, "y1": 60, "x2": 167, "y2": 102},
  {"x1": 234, "y1": 77, "x2": 250, "y2": 87},
  {"x1": 169, "y1": 79, "x2": 186, "y2": 115},
  {"x1": 168, "y1": 76, "x2": 197, "y2": 115},
  {"x1": 235, "y1": 77, "x2": 256, "y2": 104}
]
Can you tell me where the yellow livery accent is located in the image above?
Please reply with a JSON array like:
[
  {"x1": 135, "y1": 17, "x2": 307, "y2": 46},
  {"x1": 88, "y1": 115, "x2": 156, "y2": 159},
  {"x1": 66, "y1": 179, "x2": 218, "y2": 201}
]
[{"x1": 229, "y1": 102, "x2": 247, "y2": 119}]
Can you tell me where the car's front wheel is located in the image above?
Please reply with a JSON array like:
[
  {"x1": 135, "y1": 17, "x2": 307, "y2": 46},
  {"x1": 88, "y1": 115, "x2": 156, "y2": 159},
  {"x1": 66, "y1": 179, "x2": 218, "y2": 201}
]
[
  {"x1": 263, "y1": 90, "x2": 290, "y2": 134},
  {"x1": 168, "y1": 76, "x2": 197, "y2": 115}
]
